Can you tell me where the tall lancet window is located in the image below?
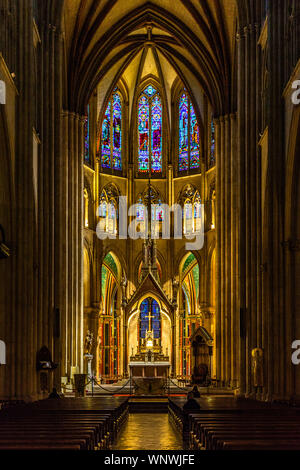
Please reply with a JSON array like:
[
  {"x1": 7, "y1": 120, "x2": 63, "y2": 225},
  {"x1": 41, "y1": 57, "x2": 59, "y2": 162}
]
[
  {"x1": 84, "y1": 104, "x2": 90, "y2": 165},
  {"x1": 138, "y1": 85, "x2": 162, "y2": 175},
  {"x1": 209, "y1": 119, "x2": 216, "y2": 168},
  {"x1": 99, "y1": 90, "x2": 122, "y2": 171},
  {"x1": 179, "y1": 92, "x2": 200, "y2": 172}
]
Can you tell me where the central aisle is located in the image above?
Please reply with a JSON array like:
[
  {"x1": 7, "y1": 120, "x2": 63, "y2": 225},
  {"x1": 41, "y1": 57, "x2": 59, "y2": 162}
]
[{"x1": 113, "y1": 413, "x2": 182, "y2": 450}]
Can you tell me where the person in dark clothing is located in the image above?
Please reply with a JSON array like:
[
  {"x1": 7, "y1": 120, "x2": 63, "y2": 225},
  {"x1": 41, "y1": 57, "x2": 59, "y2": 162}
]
[
  {"x1": 183, "y1": 391, "x2": 201, "y2": 411},
  {"x1": 48, "y1": 387, "x2": 61, "y2": 399},
  {"x1": 192, "y1": 385, "x2": 201, "y2": 397}
]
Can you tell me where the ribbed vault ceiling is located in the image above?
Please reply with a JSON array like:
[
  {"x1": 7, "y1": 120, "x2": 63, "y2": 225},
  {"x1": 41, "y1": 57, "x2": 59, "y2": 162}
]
[{"x1": 62, "y1": 0, "x2": 238, "y2": 115}]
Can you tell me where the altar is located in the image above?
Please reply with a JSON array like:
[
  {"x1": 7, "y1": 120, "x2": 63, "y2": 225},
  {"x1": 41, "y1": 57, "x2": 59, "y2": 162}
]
[
  {"x1": 129, "y1": 361, "x2": 170, "y2": 378},
  {"x1": 129, "y1": 361, "x2": 170, "y2": 395}
]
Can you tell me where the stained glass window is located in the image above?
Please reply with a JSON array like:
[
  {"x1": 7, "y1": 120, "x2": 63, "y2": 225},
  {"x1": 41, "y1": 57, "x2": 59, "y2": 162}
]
[
  {"x1": 136, "y1": 201, "x2": 145, "y2": 221},
  {"x1": 99, "y1": 186, "x2": 119, "y2": 235},
  {"x1": 100, "y1": 91, "x2": 122, "y2": 171},
  {"x1": 184, "y1": 201, "x2": 193, "y2": 235},
  {"x1": 101, "y1": 101, "x2": 111, "y2": 169},
  {"x1": 84, "y1": 105, "x2": 90, "y2": 164},
  {"x1": 209, "y1": 119, "x2": 215, "y2": 167},
  {"x1": 194, "y1": 194, "x2": 202, "y2": 232},
  {"x1": 136, "y1": 194, "x2": 164, "y2": 222},
  {"x1": 113, "y1": 93, "x2": 122, "y2": 170},
  {"x1": 140, "y1": 298, "x2": 150, "y2": 339},
  {"x1": 140, "y1": 298, "x2": 161, "y2": 339},
  {"x1": 190, "y1": 103, "x2": 200, "y2": 169},
  {"x1": 179, "y1": 92, "x2": 200, "y2": 172},
  {"x1": 138, "y1": 85, "x2": 162, "y2": 174},
  {"x1": 152, "y1": 299, "x2": 160, "y2": 339},
  {"x1": 151, "y1": 95, "x2": 162, "y2": 173},
  {"x1": 179, "y1": 94, "x2": 189, "y2": 171},
  {"x1": 138, "y1": 96, "x2": 150, "y2": 173},
  {"x1": 144, "y1": 85, "x2": 157, "y2": 98}
]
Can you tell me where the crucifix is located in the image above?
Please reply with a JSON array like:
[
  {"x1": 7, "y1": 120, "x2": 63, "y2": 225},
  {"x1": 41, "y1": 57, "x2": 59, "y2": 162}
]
[{"x1": 145, "y1": 311, "x2": 155, "y2": 332}]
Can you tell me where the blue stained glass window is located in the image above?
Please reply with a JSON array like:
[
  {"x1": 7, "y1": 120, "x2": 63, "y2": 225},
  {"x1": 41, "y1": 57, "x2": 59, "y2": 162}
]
[
  {"x1": 140, "y1": 298, "x2": 161, "y2": 340},
  {"x1": 190, "y1": 103, "x2": 200, "y2": 169},
  {"x1": 138, "y1": 96, "x2": 150, "y2": 173},
  {"x1": 84, "y1": 105, "x2": 90, "y2": 164},
  {"x1": 179, "y1": 94, "x2": 189, "y2": 171},
  {"x1": 140, "y1": 298, "x2": 150, "y2": 339},
  {"x1": 113, "y1": 93, "x2": 122, "y2": 170},
  {"x1": 101, "y1": 90, "x2": 122, "y2": 171},
  {"x1": 102, "y1": 101, "x2": 111, "y2": 168},
  {"x1": 152, "y1": 299, "x2": 160, "y2": 339},
  {"x1": 179, "y1": 92, "x2": 200, "y2": 172},
  {"x1": 144, "y1": 85, "x2": 157, "y2": 97},
  {"x1": 138, "y1": 85, "x2": 162, "y2": 175},
  {"x1": 210, "y1": 119, "x2": 215, "y2": 167},
  {"x1": 151, "y1": 95, "x2": 162, "y2": 173}
]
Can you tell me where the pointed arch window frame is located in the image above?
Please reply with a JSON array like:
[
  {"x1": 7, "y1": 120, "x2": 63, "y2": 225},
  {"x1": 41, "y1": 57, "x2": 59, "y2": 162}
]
[
  {"x1": 136, "y1": 82, "x2": 164, "y2": 177},
  {"x1": 99, "y1": 186, "x2": 120, "y2": 236},
  {"x1": 178, "y1": 90, "x2": 201, "y2": 175},
  {"x1": 179, "y1": 186, "x2": 202, "y2": 236},
  {"x1": 98, "y1": 89, "x2": 124, "y2": 174}
]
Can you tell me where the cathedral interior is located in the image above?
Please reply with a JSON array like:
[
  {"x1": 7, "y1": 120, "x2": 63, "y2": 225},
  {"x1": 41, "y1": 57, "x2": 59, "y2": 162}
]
[{"x1": 0, "y1": 0, "x2": 300, "y2": 452}]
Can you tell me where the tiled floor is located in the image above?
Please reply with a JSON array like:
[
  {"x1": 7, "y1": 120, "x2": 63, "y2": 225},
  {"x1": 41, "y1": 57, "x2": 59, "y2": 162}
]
[{"x1": 113, "y1": 413, "x2": 183, "y2": 450}]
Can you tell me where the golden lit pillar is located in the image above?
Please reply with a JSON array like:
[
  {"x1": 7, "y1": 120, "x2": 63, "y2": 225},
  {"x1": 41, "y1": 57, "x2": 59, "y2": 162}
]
[
  {"x1": 237, "y1": 26, "x2": 247, "y2": 396},
  {"x1": 214, "y1": 117, "x2": 222, "y2": 385},
  {"x1": 230, "y1": 113, "x2": 239, "y2": 388}
]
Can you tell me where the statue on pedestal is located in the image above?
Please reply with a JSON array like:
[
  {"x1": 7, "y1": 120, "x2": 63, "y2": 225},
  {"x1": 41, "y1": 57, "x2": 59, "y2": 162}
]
[
  {"x1": 252, "y1": 348, "x2": 263, "y2": 392},
  {"x1": 84, "y1": 330, "x2": 94, "y2": 356}
]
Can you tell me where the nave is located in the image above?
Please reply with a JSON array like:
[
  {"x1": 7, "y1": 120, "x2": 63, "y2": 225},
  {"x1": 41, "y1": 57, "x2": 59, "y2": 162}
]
[
  {"x1": 0, "y1": 2, "x2": 300, "y2": 453},
  {"x1": 1, "y1": 394, "x2": 300, "y2": 451}
]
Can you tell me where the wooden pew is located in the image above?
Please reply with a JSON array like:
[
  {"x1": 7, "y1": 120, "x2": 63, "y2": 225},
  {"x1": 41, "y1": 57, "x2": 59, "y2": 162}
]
[
  {"x1": 0, "y1": 396, "x2": 129, "y2": 450},
  {"x1": 168, "y1": 396, "x2": 300, "y2": 451}
]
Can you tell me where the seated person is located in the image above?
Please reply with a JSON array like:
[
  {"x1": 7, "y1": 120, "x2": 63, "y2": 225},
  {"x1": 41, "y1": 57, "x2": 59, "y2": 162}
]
[
  {"x1": 192, "y1": 385, "x2": 201, "y2": 397},
  {"x1": 48, "y1": 387, "x2": 61, "y2": 399},
  {"x1": 183, "y1": 391, "x2": 201, "y2": 411}
]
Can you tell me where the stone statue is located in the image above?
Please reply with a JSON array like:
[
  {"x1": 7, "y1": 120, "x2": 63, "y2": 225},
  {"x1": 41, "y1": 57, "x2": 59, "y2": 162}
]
[
  {"x1": 252, "y1": 348, "x2": 263, "y2": 388},
  {"x1": 84, "y1": 330, "x2": 94, "y2": 355}
]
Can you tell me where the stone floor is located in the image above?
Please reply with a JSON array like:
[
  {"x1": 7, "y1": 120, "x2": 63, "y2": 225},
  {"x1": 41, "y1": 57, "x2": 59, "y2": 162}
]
[{"x1": 113, "y1": 413, "x2": 183, "y2": 450}]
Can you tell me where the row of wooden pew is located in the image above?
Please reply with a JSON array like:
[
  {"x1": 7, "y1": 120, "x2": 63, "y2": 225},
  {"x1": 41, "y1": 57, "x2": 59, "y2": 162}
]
[
  {"x1": 0, "y1": 397, "x2": 129, "y2": 450},
  {"x1": 169, "y1": 396, "x2": 300, "y2": 450}
]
